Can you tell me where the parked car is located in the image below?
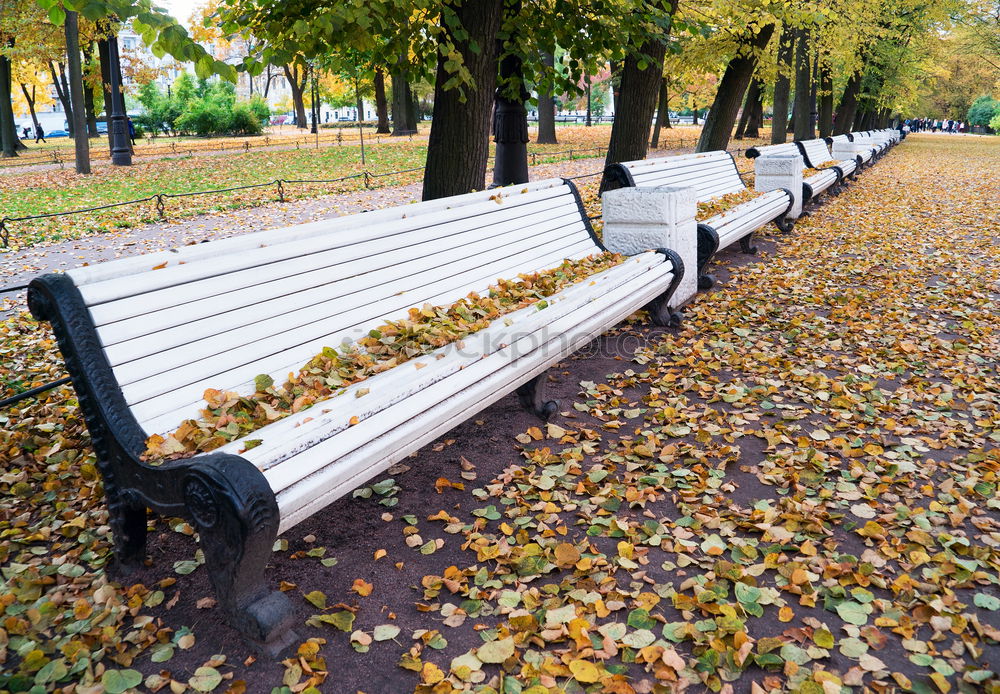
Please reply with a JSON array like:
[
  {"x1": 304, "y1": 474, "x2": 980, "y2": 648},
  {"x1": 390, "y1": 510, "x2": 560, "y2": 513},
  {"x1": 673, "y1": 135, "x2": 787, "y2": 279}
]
[{"x1": 46, "y1": 129, "x2": 70, "y2": 138}]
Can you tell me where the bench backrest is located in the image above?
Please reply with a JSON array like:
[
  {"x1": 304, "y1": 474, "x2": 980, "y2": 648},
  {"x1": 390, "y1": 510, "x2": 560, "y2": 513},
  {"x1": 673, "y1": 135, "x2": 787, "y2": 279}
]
[
  {"x1": 826, "y1": 134, "x2": 852, "y2": 147},
  {"x1": 744, "y1": 142, "x2": 800, "y2": 160},
  {"x1": 796, "y1": 139, "x2": 834, "y2": 168},
  {"x1": 605, "y1": 151, "x2": 745, "y2": 202},
  {"x1": 62, "y1": 178, "x2": 602, "y2": 435}
]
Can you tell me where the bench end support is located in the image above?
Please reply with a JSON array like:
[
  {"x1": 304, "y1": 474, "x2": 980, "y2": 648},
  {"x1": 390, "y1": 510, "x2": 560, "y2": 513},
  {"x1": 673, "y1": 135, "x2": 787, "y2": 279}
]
[
  {"x1": 184, "y1": 455, "x2": 298, "y2": 656},
  {"x1": 516, "y1": 375, "x2": 559, "y2": 420}
]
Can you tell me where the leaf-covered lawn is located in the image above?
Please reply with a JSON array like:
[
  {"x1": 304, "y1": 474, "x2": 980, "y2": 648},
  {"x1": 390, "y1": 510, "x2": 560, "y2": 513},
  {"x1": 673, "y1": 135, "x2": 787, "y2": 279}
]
[{"x1": 2, "y1": 133, "x2": 995, "y2": 694}]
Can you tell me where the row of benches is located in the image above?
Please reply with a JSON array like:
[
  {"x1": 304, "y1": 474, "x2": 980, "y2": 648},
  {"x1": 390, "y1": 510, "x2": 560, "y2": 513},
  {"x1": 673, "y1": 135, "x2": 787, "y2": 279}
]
[
  {"x1": 27, "y1": 128, "x2": 900, "y2": 653},
  {"x1": 604, "y1": 129, "x2": 901, "y2": 291}
]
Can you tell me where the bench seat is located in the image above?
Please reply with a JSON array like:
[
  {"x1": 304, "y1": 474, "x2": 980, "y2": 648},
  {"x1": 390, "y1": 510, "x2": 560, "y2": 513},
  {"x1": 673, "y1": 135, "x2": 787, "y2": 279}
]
[
  {"x1": 746, "y1": 140, "x2": 847, "y2": 202},
  {"x1": 28, "y1": 177, "x2": 683, "y2": 654},
  {"x1": 828, "y1": 134, "x2": 874, "y2": 165},
  {"x1": 797, "y1": 138, "x2": 858, "y2": 197},
  {"x1": 603, "y1": 150, "x2": 793, "y2": 288}
]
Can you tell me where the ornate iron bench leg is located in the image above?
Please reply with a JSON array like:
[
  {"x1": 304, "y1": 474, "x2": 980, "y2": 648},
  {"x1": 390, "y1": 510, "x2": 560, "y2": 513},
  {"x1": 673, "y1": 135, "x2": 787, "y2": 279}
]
[
  {"x1": 696, "y1": 223, "x2": 720, "y2": 291},
  {"x1": 184, "y1": 456, "x2": 298, "y2": 658},
  {"x1": 739, "y1": 232, "x2": 758, "y2": 255},
  {"x1": 108, "y1": 491, "x2": 149, "y2": 569},
  {"x1": 774, "y1": 216, "x2": 795, "y2": 233},
  {"x1": 517, "y1": 374, "x2": 559, "y2": 420},
  {"x1": 645, "y1": 248, "x2": 685, "y2": 327}
]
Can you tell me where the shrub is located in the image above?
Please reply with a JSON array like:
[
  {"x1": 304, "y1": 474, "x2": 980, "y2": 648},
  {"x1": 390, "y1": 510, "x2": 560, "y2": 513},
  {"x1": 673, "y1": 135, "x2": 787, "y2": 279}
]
[
  {"x1": 966, "y1": 95, "x2": 1000, "y2": 127},
  {"x1": 175, "y1": 100, "x2": 229, "y2": 136},
  {"x1": 228, "y1": 102, "x2": 264, "y2": 135},
  {"x1": 990, "y1": 111, "x2": 1000, "y2": 133}
]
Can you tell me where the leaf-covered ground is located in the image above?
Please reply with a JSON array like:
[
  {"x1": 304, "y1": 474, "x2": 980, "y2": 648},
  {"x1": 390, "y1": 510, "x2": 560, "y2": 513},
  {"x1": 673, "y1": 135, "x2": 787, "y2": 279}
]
[{"x1": 0, "y1": 133, "x2": 997, "y2": 694}]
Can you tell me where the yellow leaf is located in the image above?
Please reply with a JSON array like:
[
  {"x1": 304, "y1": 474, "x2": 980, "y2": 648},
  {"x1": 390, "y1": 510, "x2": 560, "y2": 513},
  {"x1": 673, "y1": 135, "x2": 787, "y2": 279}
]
[{"x1": 568, "y1": 659, "x2": 601, "y2": 683}]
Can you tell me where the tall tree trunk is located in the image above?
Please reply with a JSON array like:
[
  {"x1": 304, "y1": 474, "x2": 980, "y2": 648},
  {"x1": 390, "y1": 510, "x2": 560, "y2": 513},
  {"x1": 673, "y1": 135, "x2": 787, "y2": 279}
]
[
  {"x1": 391, "y1": 65, "x2": 416, "y2": 135},
  {"x1": 792, "y1": 28, "x2": 812, "y2": 141},
  {"x1": 20, "y1": 83, "x2": 43, "y2": 137},
  {"x1": 283, "y1": 64, "x2": 307, "y2": 128},
  {"x1": 423, "y1": 0, "x2": 503, "y2": 201},
  {"x1": 817, "y1": 59, "x2": 833, "y2": 138},
  {"x1": 771, "y1": 28, "x2": 793, "y2": 144},
  {"x1": 734, "y1": 78, "x2": 760, "y2": 139},
  {"x1": 536, "y1": 50, "x2": 557, "y2": 144},
  {"x1": 696, "y1": 23, "x2": 775, "y2": 153},
  {"x1": 692, "y1": 109, "x2": 699, "y2": 125},
  {"x1": 650, "y1": 76, "x2": 668, "y2": 147},
  {"x1": 492, "y1": 0, "x2": 529, "y2": 187},
  {"x1": 746, "y1": 88, "x2": 764, "y2": 138},
  {"x1": 264, "y1": 64, "x2": 273, "y2": 98},
  {"x1": 1, "y1": 45, "x2": 18, "y2": 157},
  {"x1": 601, "y1": 2, "x2": 676, "y2": 189},
  {"x1": 373, "y1": 68, "x2": 390, "y2": 134},
  {"x1": 65, "y1": 12, "x2": 91, "y2": 174},
  {"x1": 834, "y1": 70, "x2": 860, "y2": 135},
  {"x1": 83, "y1": 44, "x2": 99, "y2": 137}
]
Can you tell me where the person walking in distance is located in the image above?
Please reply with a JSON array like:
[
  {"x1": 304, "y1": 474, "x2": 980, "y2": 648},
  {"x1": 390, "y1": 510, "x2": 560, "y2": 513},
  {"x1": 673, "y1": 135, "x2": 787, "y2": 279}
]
[{"x1": 34, "y1": 124, "x2": 46, "y2": 143}]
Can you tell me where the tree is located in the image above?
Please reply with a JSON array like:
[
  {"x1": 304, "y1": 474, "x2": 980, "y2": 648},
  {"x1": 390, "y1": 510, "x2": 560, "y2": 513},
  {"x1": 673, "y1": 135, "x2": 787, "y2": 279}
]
[
  {"x1": 373, "y1": 68, "x2": 390, "y2": 133},
  {"x1": 536, "y1": 50, "x2": 557, "y2": 144},
  {"x1": 65, "y1": 10, "x2": 91, "y2": 173},
  {"x1": 696, "y1": 22, "x2": 775, "y2": 152},
  {"x1": 601, "y1": 0, "x2": 679, "y2": 188},
  {"x1": 283, "y1": 61, "x2": 308, "y2": 127},
  {"x1": 770, "y1": 27, "x2": 793, "y2": 143},
  {"x1": 967, "y1": 94, "x2": 1000, "y2": 125},
  {"x1": 792, "y1": 28, "x2": 812, "y2": 140},
  {"x1": 424, "y1": 0, "x2": 503, "y2": 199}
]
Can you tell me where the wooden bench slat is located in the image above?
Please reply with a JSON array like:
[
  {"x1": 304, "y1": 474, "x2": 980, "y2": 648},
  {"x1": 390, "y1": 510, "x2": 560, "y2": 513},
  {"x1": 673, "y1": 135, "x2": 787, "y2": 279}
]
[
  {"x1": 89, "y1": 191, "x2": 578, "y2": 328},
  {"x1": 79, "y1": 185, "x2": 576, "y2": 307},
  {"x1": 130, "y1": 238, "x2": 599, "y2": 432},
  {"x1": 100, "y1": 205, "x2": 587, "y2": 363},
  {"x1": 68, "y1": 179, "x2": 574, "y2": 288}
]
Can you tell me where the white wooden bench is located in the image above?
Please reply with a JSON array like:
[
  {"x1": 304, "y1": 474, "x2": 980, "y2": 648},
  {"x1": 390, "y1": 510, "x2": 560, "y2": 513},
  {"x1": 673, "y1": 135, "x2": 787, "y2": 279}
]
[
  {"x1": 853, "y1": 130, "x2": 889, "y2": 158},
  {"x1": 27, "y1": 178, "x2": 684, "y2": 654},
  {"x1": 745, "y1": 141, "x2": 843, "y2": 203},
  {"x1": 796, "y1": 138, "x2": 859, "y2": 194},
  {"x1": 603, "y1": 151, "x2": 794, "y2": 289},
  {"x1": 828, "y1": 133, "x2": 875, "y2": 167}
]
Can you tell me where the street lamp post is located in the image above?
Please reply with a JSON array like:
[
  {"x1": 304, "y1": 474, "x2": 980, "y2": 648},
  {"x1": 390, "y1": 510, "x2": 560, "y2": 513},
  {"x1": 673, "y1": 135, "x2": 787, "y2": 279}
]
[
  {"x1": 107, "y1": 33, "x2": 132, "y2": 166},
  {"x1": 310, "y1": 66, "x2": 318, "y2": 135}
]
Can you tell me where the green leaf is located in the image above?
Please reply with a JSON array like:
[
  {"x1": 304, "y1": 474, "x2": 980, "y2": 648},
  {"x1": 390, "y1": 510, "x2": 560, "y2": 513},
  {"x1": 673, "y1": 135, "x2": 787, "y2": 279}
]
[
  {"x1": 373, "y1": 624, "x2": 401, "y2": 641},
  {"x1": 309, "y1": 610, "x2": 354, "y2": 631},
  {"x1": 627, "y1": 608, "x2": 657, "y2": 630},
  {"x1": 101, "y1": 669, "x2": 143, "y2": 694},
  {"x1": 477, "y1": 637, "x2": 515, "y2": 664},
  {"x1": 974, "y1": 593, "x2": 1000, "y2": 610},
  {"x1": 835, "y1": 601, "x2": 870, "y2": 626},
  {"x1": 189, "y1": 666, "x2": 223, "y2": 692},
  {"x1": 48, "y1": 6, "x2": 66, "y2": 25}
]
